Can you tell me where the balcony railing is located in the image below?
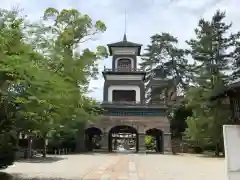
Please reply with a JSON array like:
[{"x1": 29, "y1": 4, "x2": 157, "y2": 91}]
[
  {"x1": 100, "y1": 101, "x2": 166, "y2": 106},
  {"x1": 103, "y1": 67, "x2": 144, "y2": 73},
  {"x1": 105, "y1": 111, "x2": 164, "y2": 116},
  {"x1": 102, "y1": 101, "x2": 141, "y2": 105}
]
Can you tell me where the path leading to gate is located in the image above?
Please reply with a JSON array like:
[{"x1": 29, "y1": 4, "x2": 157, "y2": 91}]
[{"x1": 2, "y1": 153, "x2": 226, "y2": 180}]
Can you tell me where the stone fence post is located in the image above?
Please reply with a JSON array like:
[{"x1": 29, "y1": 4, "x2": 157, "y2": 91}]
[{"x1": 223, "y1": 125, "x2": 240, "y2": 180}]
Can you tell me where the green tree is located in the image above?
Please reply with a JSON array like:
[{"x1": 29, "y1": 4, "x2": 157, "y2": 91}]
[
  {"x1": 141, "y1": 33, "x2": 192, "y2": 154},
  {"x1": 28, "y1": 7, "x2": 107, "y2": 154},
  {"x1": 184, "y1": 87, "x2": 212, "y2": 153},
  {"x1": 0, "y1": 7, "x2": 80, "y2": 158},
  {"x1": 171, "y1": 105, "x2": 192, "y2": 138},
  {"x1": 140, "y1": 33, "x2": 190, "y2": 103},
  {"x1": 0, "y1": 6, "x2": 107, "y2": 165},
  {"x1": 184, "y1": 10, "x2": 236, "y2": 156},
  {"x1": 0, "y1": 8, "x2": 41, "y2": 165},
  {"x1": 145, "y1": 135, "x2": 156, "y2": 150}
]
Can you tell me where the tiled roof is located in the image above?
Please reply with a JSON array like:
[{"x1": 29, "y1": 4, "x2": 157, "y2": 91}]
[
  {"x1": 107, "y1": 40, "x2": 142, "y2": 47},
  {"x1": 107, "y1": 34, "x2": 142, "y2": 47},
  {"x1": 107, "y1": 34, "x2": 142, "y2": 55}
]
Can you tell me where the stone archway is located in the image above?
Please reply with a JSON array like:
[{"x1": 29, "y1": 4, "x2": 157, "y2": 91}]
[
  {"x1": 108, "y1": 125, "x2": 138, "y2": 152},
  {"x1": 145, "y1": 128, "x2": 163, "y2": 153},
  {"x1": 85, "y1": 127, "x2": 102, "y2": 151}
]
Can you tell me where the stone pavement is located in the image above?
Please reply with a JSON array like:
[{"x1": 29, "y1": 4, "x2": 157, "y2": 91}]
[{"x1": 1, "y1": 153, "x2": 227, "y2": 180}]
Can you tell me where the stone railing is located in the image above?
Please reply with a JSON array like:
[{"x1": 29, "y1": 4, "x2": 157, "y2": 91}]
[{"x1": 105, "y1": 110, "x2": 165, "y2": 116}]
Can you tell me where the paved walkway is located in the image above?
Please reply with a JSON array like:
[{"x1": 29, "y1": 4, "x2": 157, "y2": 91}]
[{"x1": 1, "y1": 153, "x2": 226, "y2": 180}]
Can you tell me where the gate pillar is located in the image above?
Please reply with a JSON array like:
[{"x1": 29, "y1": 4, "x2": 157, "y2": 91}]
[
  {"x1": 101, "y1": 133, "x2": 108, "y2": 152},
  {"x1": 163, "y1": 132, "x2": 172, "y2": 153},
  {"x1": 138, "y1": 133, "x2": 146, "y2": 152}
]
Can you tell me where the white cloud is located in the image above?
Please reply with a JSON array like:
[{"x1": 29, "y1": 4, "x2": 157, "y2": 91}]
[{"x1": 1, "y1": 0, "x2": 240, "y2": 101}]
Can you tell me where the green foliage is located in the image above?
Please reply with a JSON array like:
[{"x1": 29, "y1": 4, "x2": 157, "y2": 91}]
[
  {"x1": 186, "y1": 10, "x2": 239, "y2": 84},
  {"x1": 184, "y1": 86, "x2": 231, "y2": 151},
  {"x1": 184, "y1": 10, "x2": 236, "y2": 155},
  {"x1": 0, "y1": 7, "x2": 107, "y2": 164},
  {"x1": 26, "y1": 7, "x2": 107, "y2": 135},
  {"x1": 184, "y1": 116, "x2": 209, "y2": 148},
  {"x1": 141, "y1": 10, "x2": 238, "y2": 156},
  {"x1": 0, "y1": 101, "x2": 17, "y2": 169},
  {"x1": 145, "y1": 135, "x2": 156, "y2": 149},
  {"x1": 145, "y1": 135, "x2": 152, "y2": 145},
  {"x1": 140, "y1": 33, "x2": 191, "y2": 102},
  {"x1": 171, "y1": 105, "x2": 192, "y2": 138}
]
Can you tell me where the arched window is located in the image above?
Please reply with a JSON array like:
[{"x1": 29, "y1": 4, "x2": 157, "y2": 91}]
[{"x1": 117, "y1": 58, "x2": 132, "y2": 71}]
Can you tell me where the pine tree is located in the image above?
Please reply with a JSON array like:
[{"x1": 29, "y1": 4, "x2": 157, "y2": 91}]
[
  {"x1": 232, "y1": 36, "x2": 240, "y2": 79},
  {"x1": 185, "y1": 10, "x2": 238, "y2": 155},
  {"x1": 187, "y1": 10, "x2": 239, "y2": 88},
  {"x1": 140, "y1": 33, "x2": 190, "y2": 103}
]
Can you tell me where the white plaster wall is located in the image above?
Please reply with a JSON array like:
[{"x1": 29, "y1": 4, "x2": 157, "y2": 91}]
[
  {"x1": 223, "y1": 125, "x2": 240, "y2": 180},
  {"x1": 115, "y1": 57, "x2": 134, "y2": 69},
  {"x1": 105, "y1": 74, "x2": 143, "y2": 81},
  {"x1": 108, "y1": 85, "x2": 140, "y2": 102},
  {"x1": 112, "y1": 47, "x2": 137, "y2": 55}
]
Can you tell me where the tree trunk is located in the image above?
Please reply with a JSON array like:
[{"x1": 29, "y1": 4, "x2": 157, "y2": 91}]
[
  {"x1": 42, "y1": 135, "x2": 47, "y2": 158},
  {"x1": 215, "y1": 143, "x2": 220, "y2": 157},
  {"x1": 171, "y1": 139, "x2": 177, "y2": 154},
  {"x1": 75, "y1": 128, "x2": 86, "y2": 152},
  {"x1": 193, "y1": 146, "x2": 203, "y2": 154},
  {"x1": 27, "y1": 135, "x2": 32, "y2": 159}
]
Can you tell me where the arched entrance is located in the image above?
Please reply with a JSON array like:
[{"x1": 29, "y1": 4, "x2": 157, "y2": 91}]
[
  {"x1": 108, "y1": 125, "x2": 138, "y2": 152},
  {"x1": 145, "y1": 128, "x2": 163, "y2": 153},
  {"x1": 85, "y1": 127, "x2": 102, "y2": 151}
]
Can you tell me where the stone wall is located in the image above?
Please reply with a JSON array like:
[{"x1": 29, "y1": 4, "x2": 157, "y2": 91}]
[
  {"x1": 85, "y1": 116, "x2": 170, "y2": 134},
  {"x1": 85, "y1": 115, "x2": 172, "y2": 153}
]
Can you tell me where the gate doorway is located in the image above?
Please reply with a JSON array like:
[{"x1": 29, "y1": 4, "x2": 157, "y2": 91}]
[
  {"x1": 145, "y1": 128, "x2": 163, "y2": 153},
  {"x1": 85, "y1": 127, "x2": 102, "y2": 151},
  {"x1": 108, "y1": 125, "x2": 138, "y2": 153}
]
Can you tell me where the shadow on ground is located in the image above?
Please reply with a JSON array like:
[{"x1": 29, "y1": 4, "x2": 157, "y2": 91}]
[
  {"x1": 16, "y1": 156, "x2": 66, "y2": 163},
  {"x1": 0, "y1": 172, "x2": 74, "y2": 180},
  {"x1": 200, "y1": 151, "x2": 224, "y2": 158},
  {"x1": 177, "y1": 152, "x2": 225, "y2": 159},
  {"x1": 198, "y1": 154, "x2": 225, "y2": 158}
]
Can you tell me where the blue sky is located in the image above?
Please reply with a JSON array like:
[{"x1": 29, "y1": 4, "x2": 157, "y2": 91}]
[{"x1": 1, "y1": 0, "x2": 240, "y2": 101}]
